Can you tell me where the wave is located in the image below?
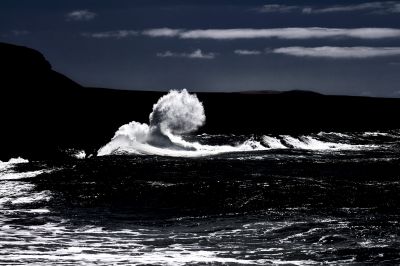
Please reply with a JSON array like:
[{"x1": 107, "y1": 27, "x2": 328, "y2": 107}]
[
  {"x1": 98, "y1": 90, "x2": 268, "y2": 157},
  {"x1": 65, "y1": 149, "x2": 86, "y2": 159},
  {"x1": 317, "y1": 132, "x2": 351, "y2": 138},
  {"x1": 0, "y1": 157, "x2": 54, "y2": 181},
  {"x1": 98, "y1": 90, "x2": 383, "y2": 157},
  {"x1": 262, "y1": 136, "x2": 287, "y2": 149},
  {"x1": 261, "y1": 135, "x2": 376, "y2": 151},
  {"x1": 0, "y1": 157, "x2": 29, "y2": 171},
  {"x1": 280, "y1": 136, "x2": 374, "y2": 151},
  {"x1": 0, "y1": 157, "x2": 54, "y2": 208},
  {"x1": 362, "y1": 131, "x2": 400, "y2": 138}
]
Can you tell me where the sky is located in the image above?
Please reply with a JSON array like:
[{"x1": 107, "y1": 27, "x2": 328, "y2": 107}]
[{"x1": 1, "y1": 0, "x2": 400, "y2": 97}]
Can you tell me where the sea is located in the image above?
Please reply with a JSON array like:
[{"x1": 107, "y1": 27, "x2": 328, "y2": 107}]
[
  {"x1": 0, "y1": 90, "x2": 399, "y2": 265},
  {"x1": 1, "y1": 130, "x2": 400, "y2": 265}
]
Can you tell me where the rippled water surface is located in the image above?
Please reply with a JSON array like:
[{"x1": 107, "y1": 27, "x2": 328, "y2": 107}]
[{"x1": 1, "y1": 131, "x2": 400, "y2": 265}]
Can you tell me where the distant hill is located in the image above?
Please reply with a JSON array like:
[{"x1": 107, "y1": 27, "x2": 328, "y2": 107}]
[{"x1": 1, "y1": 42, "x2": 400, "y2": 159}]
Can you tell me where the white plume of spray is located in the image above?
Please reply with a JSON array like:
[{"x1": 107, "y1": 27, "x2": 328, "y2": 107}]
[
  {"x1": 98, "y1": 89, "x2": 210, "y2": 156},
  {"x1": 98, "y1": 89, "x2": 269, "y2": 157},
  {"x1": 149, "y1": 89, "x2": 205, "y2": 135}
]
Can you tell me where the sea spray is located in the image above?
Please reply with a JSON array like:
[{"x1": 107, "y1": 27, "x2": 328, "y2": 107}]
[
  {"x1": 0, "y1": 157, "x2": 29, "y2": 171},
  {"x1": 147, "y1": 89, "x2": 205, "y2": 148},
  {"x1": 97, "y1": 89, "x2": 267, "y2": 157},
  {"x1": 97, "y1": 90, "x2": 375, "y2": 157},
  {"x1": 149, "y1": 89, "x2": 205, "y2": 135},
  {"x1": 98, "y1": 89, "x2": 209, "y2": 156}
]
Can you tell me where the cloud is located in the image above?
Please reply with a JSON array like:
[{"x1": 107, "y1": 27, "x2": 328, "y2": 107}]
[
  {"x1": 84, "y1": 27, "x2": 400, "y2": 41},
  {"x1": 255, "y1": 2, "x2": 400, "y2": 14},
  {"x1": 157, "y1": 49, "x2": 216, "y2": 59},
  {"x1": 273, "y1": 46, "x2": 400, "y2": 58},
  {"x1": 257, "y1": 4, "x2": 300, "y2": 13},
  {"x1": 304, "y1": 2, "x2": 400, "y2": 14},
  {"x1": 66, "y1": 10, "x2": 97, "y2": 21},
  {"x1": 234, "y1": 49, "x2": 262, "y2": 55},
  {"x1": 81, "y1": 30, "x2": 138, "y2": 39},
  {"x1": 143, "y1": 28, "x2": 182, "y2": 37},
  {"x1": 143, "y1": 28, "x2": 400, "y2": 40}
]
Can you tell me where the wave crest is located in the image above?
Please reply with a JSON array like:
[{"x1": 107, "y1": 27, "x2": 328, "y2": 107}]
[
  {"x1": 98, "y1": 89, "x2": 265, "y2": 157},
  {"x1": 98, "y1": 90, "x2": 380, "y2": 157}
]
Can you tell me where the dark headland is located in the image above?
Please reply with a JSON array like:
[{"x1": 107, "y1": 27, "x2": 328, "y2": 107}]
[{"x1": 1, "y1": 42, "x2": 400, "y2": 159}]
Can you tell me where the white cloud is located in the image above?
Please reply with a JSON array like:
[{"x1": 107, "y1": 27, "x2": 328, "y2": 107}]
[
  {"x1": 304, "y1": 2, "x2": 383, "y2": 13},
  {"x1": 82, "y1": 27, "x2": 400, "y2": 40},
  {"x1": 157, "y1": 51, "x2": 175, "y2": 57},
  {"x1": 143, "y1": 28, "x2": 182, "y2": 37},
  {"x1": 273, "y1": 46, "x2": 400, "y2": 58},
  {"x1": 66, "y1": 10, "x2": 97, "y2": 21},
  {"x1": 188, "y1": 49, "x2": 216, "y2": 59},
  {"x1": 157, "y1": 49, "x2": 216, "y2": 59},
  {"x1": 304, "y1": 2, "x2": 400, "y2": 14},
  {"x1": 255, "y1": 2, "x2": 400, "y2": 14},
  {"x1": 143, "y1": 27, "x2": 400, "y2": 40},
  {"x1": 234, "y1": 49, "x2": 262, "y2": 55},
  {"x1": 81, "y1": 30, "x2": 138, "y2": 39},
  {"x1": 258, "y1": 4, "x2": 300, "y2": 13}
]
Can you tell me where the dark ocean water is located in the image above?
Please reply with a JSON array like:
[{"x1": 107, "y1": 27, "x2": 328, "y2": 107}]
[{"x1": 1, "y1": 131, "x2": 400, "y2": 265}]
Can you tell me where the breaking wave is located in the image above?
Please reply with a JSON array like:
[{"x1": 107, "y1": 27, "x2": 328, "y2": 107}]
[
  {"x1": 98, "y1": 89, "x2": 268, "y2": 157},
  {"x1": 0, "y1": 157, "x2": 29, "y2": 171},
  {"x1": 280, "y1": 136, "x2": 373, "y2": 151},
  {"x1": 0, "y1": 157, "x2": 55, "y2": 208},
  {"x1": 261, "y1": 135, "x2": 377, "y2": 151},
  {"x1": 98, "y1": 90, "x2": 379, "y2": 157},
  {"x1": 0, "y1": 157, "x2": 55, "y2": 181}
]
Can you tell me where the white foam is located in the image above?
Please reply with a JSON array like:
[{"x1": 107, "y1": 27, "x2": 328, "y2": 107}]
[
  {"x1": 317, "y1": 132, "x2": 351, "y2": 138},
  {"x1": 282, "y1": 136, "x2": 374, "y2": 151},
  {"x1": 363, "y1": 131, "x2": 390, "y2": 137},
  {"x1": 104, "y1": 136, "x2": 268, "y2": 157},
  {"x1": 0, "y1": 157, "x2": 28, "y2": 171},
  {"x1": 0, "y1": 170, "x2": 48, "y2": 180},
  {"x1": 10, "y1": 190, "x2": 52, "y2": 205},
  {"x1": 0, "y1": 179, "x2": 52, "y2": 207},
  {"x1": 98, "y1": 122, "x2": 150, "y2": 156},
  {"x1": 262, "y1": 136, "x2": 287, "y2": 149},
  {"x1": 73, "y1": 150, "x2": 86, "y2": 159},
  {"x1": 0, "y1": 158, "x2": 55, "y2": 208}
]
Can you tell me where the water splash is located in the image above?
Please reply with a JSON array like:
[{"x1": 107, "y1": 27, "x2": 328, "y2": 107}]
[{"x1": 98, "y1": 90, "x2": 266, "y2": 157}]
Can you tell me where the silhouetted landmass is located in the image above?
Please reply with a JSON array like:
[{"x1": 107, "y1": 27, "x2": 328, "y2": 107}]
[{"x1": 1, "y1": 42, "x2": 400, "y2": 159}]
